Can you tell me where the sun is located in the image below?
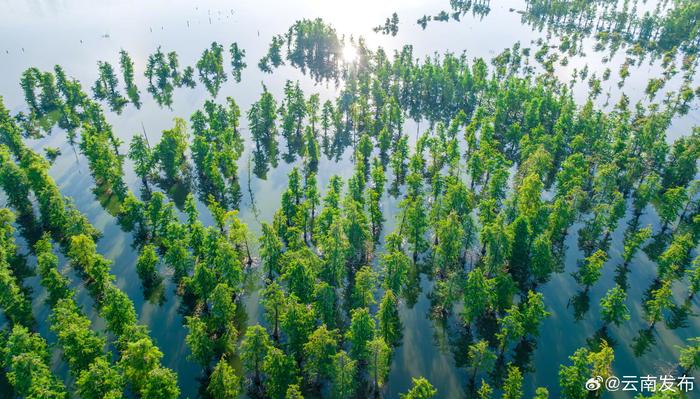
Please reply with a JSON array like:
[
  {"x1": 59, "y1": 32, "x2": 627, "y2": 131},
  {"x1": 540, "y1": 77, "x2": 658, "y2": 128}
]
[{"x1": 342, "y1": 43, "x2": 358, "y2": 64}]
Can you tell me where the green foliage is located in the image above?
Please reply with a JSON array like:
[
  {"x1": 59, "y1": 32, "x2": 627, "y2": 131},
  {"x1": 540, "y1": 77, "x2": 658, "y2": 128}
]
[
  {"x1": 331, "y1": 351, "x2": 357, "y2": 399},
  {"x1": 378, "y1": 289, "x2": 402, "y2": 346},
  {"x1": 208, "y1": 356, "x2": 241, "y2": 399},
  {"x1": 50, "y1": 298, "x2": 106, "y2": 374},
  {"x1": 303, "y1": 324, "x2": 339, "y2": 382},
  {"x1": 600, "y1": 285, "x2": 630, "y2": 326},
  {"x1": 285, "y1": 18, "x2": 342, "y2": 82},
  {"x1": 229, "y1": 42, "x2": 247, "y2": 83},
  {"x1": 400, "y1": 377, "x2": 437, "y2": 399},
  {"x1": 263, "y1": 347, "x2": 300, "y2": 399},
  {"x1": 196, "y1": 42, "x2": 227, "y2": 97},
  {"x1": 119, "y1": 49, "x2": 141, "y2": 108},
  {"x1": 2, "y1": 325, "x2": 67, "y2": 399},
  {"x1": 76, "y1": 357, "x2": 124, "y2": 399},
  {"x1": 92, "y1": 61, "x2": 128, "y2": 113},
  {"x1": 346, "y1": 307, "x2": 375, "y2": 361},
  {"x1": 153, "y1": 118, "x2": 189, "y2": 182},
  {"x1": 259, "y1": 35, "x2": 285, "y2": 73},
  {"x1": 191, "y1": 98, "x2": 244, "y2": 209}
]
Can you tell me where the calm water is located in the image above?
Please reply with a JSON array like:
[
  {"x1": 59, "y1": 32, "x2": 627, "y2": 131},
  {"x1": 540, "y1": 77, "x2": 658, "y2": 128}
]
[{"x1": 0, "y1": 0, "x2": 699, "y2": 398}]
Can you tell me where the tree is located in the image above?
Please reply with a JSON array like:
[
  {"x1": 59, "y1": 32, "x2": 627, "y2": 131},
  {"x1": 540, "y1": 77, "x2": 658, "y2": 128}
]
[
  {"x1": 120, "y1": 49, "x2": 141, "y2": 108},
  {"x1": 208, "y1": 356, "x2": 241, "y2": 399},
  {"x1": 352, "y1": 265, "x2": 378, "y2": 308},
  {"x1": 381, "y1": 233, "x2": 410, "y2": 294},
  {"x1": 153, "y1": 118, "x2": 189, "y2": 182},
  {"x1": 574, "y1": 249, "x2": 606, "y2": 290},
  {"x1": 462, "y1": 269, "x2": 493, "y2": 325},
  {"x1": 280, "y1": 295, "x2": 315, "y2": 360},
  {"x1": 521, "y1": 291, "x2": 549, "y2": 336},
  {"x1": 185, "y1": 315, "x2": 214, "y2": 367},
  {"x1": 2, "y1": 325, "x2": 67, "y2": 399},
  {"x1": 622, "y1": 226, "x2": 652, "y2": 267},
  {"x1": 496, "y1": 305, "x2": 524, "y2": 356},
  {"x1": 558, "y1": 347, "x2": 591, "y2": 399},
  {"x1": 92, "y1": 61, "x2": 127, "y2": 113},
  {"x1": 50, "y1": 299, "x2": 105, "y2": 375},
  {"x1": 367, "y1": 337, "x2": 392, "y2": 393},
  {"x1": 263, "y1": 347, "x2": 300, "y2": 399},
  {"x1": 281, "y1": 252, "x2": 317, "y2": 303},
  {"x1": 346, "y1": 307, "x2": 375, "y2": 361},
  {"x1": 101, "y1": 285, "x2": 137, "y2": 337},
  {"x1": 286, "y1": 384, "x2": 304, "y2": 399},
  {"x1": 467, "y1": 340, "x2": 496, "y2": 384},
  {"x1": 331, "y1": 351, "x2": 357, "y2": 399},
  {"x1": 679, "y1": 337, "x2": 700, "y2": 373},
  {"x1": 240, "y1": 325, "x2": 271, "y2": 385},
  {"x1": 141, "y1": 367, "x2": 180, "y2": 399},
  {"x1": 502, "y1": 365, "x2": 523, "y2": 399},
  {"x1": 600, "y1": 285, "x2": 630, "y2": 326},
  {"x1": 645, "y1": 279, "x2": 674, "y2": 328},
  {"x1": 196, "y1": 41, "x2": 227, "y2": 97},
  {"x1": 259, "y1": 35, "x2": 285, "y2": 73},
  {"x1": 136, "y1": 244, "x2": 161, "y2": 285},
  {"x1": 400, "y1": 377, "x2": 437, "y2": 399},
  {"x1": 534, "y1": 387, "x2": 549, "y2": 399},
  {"x1": 319, "y1": 218, "x2": 349, "y2": 286},
  {"x1": 531, "y1": 233, "x2": 555, "y2": 283},
  {"x1": 303, "y1": 325, "x2": 339, "y2": 384},
  {"x1": 477, "y1": 380, "x2": 492, "y2": 399},
  {"x1": 401, "y1": 186, "x2": 428, "y2": 263},
  {"x1": 128, "y1": 135, "x2": 154, "y2": 187},
  {"x1": 377, "y1": 289, "x2": 402, "y2": 346},
  {"x1": 249, "y1": 85, "x2": 279, "y2": 176},
  {"x1": 262, "y1": 281, "x2": 286, "y2": 340},
  {"x1": 229, "y1": 42, "x2": 247, "y2": 83},
  {"x1": 76, "y1": 357, "x2": 124, "y2": 399},
  {"x1": 118, "y1": 337, "x2": 166, "y2": 394}
]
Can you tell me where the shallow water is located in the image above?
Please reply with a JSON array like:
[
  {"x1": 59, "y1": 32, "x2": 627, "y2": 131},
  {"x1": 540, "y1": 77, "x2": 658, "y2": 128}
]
[{"x1": 1, "y1": 0, "x2": 699, "y2": 398}]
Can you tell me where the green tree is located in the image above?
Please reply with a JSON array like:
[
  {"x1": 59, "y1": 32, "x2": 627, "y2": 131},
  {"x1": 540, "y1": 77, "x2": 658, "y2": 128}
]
[
  {"x1": 303, "y1": 325, "x2": 339, "y2": 384},
  {"x1": 575, "y1": 249, "x2": 607, "y2": 290},
  {"x1": 262, "y1": 281, "x2": 286, "y2": 341},
  {"x1": 76, "y1": 357, "x2": 124, "y2": 399},
  {"x1": 240, "y1": 324, "x2": 271, "y2": 385},
  {"x1": 352, "y1": 265, "x2": 378, "y2": 308},
  {"x1": 281, "y1": 295, "x2": 315, "y2": 360},
  {"x1": 467, "y1": 340, "x2": 496, "y2": 384},
  {"x1": 462, "y1": 269, "x2": 493, "y2": 326},
  {"x1": 50, "y1": 299, "x2": 105, "y2": 375},
  {"x1": 400, "y1": 377, "x2": 437, "y2": 399},
  {"x1": 377, "y1": 289, "x2": 402, "y2": 346},
  {"x1": 185, "y1": 315, "x2": 214, "y2": 367},
  {"x1": 496, "y1": 305, "x2": 524, "y2": 356},
  {"x1": 196, "y1": 41, "x2": 227, "y2": 97},
  {"x1": 331, "y1": 351, "x2": 357, "y2": 399},
  {"x1": 141, "y1": 367, "x2": 180, "y2": 399},
  {"x1": 263, "y1": 347, "x2": 300, "y2": 399},
  {"x1": 153, "y1": 118, "x2": 189, "y2": 182},
  {"x1": 136, "y1": 244, "x2": 161, "y2": 285},
  {"x1": 600, "y1": 285, "x2": 630, "y2": 326},
  {"x1": 346, "y1": 307, "x2": 375, "y2": 361},
  {"x1": 645, "y1": 279, "x2": 674, "y2": 328},
  {"x1": 286, "y1": 384, "x2": 304, "y2": 399},
  {"x1": 208, "y1": 356, "x2": 241, "y2": 399},
  {"x1": 679, "y1": 337, "x2": 700, "y2": 373},
  {"x1": 367, "y1": 337, "x2": 392, "y2": 393},
  {"x1": 229, "y1": 42, "x2": 247, "y2": 83},
  {"x1": 502, "y1": 365, "x2": 523, "y2": 399},
  {"x1": 120, "y1": 49, "x2": 141, "y2": 108}
]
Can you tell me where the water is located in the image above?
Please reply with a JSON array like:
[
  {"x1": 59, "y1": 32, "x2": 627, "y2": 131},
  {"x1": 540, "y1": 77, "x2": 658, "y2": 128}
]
[{"x1": 0, "y1": 0, "x2": 699, "y2": 398}]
